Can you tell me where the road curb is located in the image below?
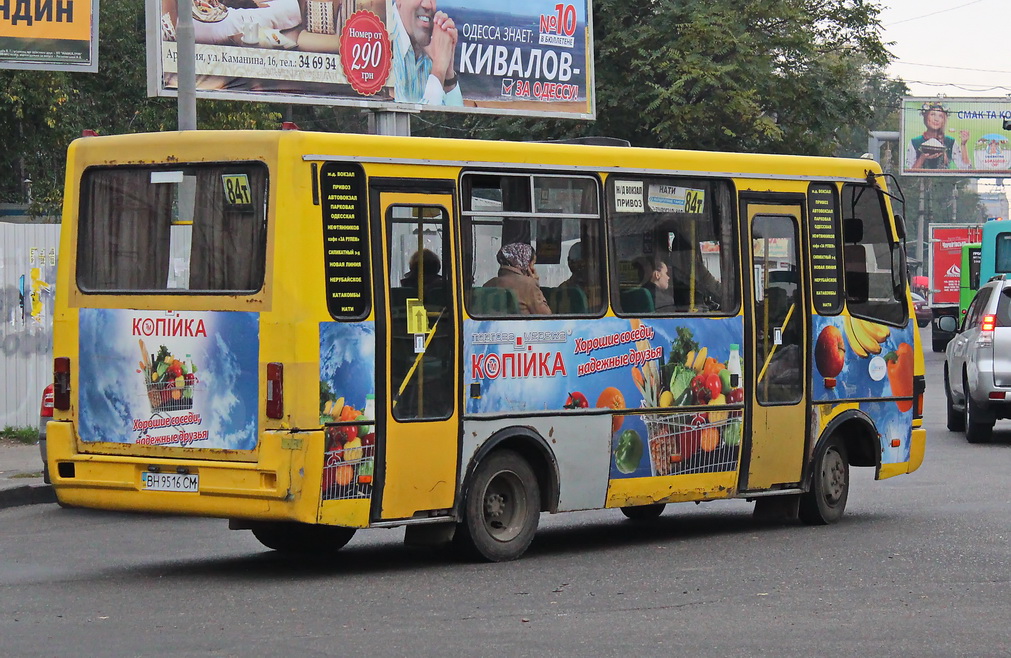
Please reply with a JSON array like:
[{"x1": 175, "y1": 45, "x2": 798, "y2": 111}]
[{"x1": 0, "y1": 483, "x2": 57, "y2": 510}]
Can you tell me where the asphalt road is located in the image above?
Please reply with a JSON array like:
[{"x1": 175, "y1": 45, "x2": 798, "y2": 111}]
[{"x1": 2, "y1": 329, "x2": 1010, "y2": 656}]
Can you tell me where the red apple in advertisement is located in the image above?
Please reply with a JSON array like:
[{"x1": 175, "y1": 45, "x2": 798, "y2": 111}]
[{"x1": 815, "y1": 325, "x2": 846, "y2": 378}]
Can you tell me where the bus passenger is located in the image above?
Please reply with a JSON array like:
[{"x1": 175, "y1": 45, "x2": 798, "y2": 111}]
[
  {"x1": 558, "y1": 241, "x2": 600, "y2": 309},
  {"x1": 633, "y1": 255, "x2": 674, "y2": 311},
  {"x1": 484, "y1": 243, "x2": 552, "y2": 315},
  {"x1": 401, "y1": 248, "x2": 443, "y2": 289}
]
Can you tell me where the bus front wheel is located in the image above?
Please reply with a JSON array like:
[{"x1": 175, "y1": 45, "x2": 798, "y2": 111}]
[
  {"x1": 250, "y1": 521, "x2": 356, "y2": 554},
  {"x1": 456, "y1": 449, "x2": 540, "y2": 562},
  {"x1": 799, "y1": 436, "x2": 848, "y2": 525}
]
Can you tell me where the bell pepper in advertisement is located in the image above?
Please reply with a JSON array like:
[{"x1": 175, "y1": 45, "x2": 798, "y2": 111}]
[{"x1": 885, "y1": 343, "x2": 913, "y2": 412}]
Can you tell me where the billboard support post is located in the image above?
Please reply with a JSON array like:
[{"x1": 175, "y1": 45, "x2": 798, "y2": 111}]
[
  {"x1": 369, "y1": 111, "x2": 412, "y2": 137},
  {"x1": 176, "y1": 4, "x2": 197, "y2": 131},
  {"x1": 918, "y1": 179, "x2": 926, "y2": 264}
]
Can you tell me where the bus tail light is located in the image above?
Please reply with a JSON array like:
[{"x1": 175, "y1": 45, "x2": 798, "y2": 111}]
[
  {"x1": 54, "y1": 357, "x2": 71, "y2": 411},
  {"x1": 913, "y1": 374, "x2": 925, "y2": 419},
  {"x1": 266, "y1": 362, "x2": 283, "y2": 419}
]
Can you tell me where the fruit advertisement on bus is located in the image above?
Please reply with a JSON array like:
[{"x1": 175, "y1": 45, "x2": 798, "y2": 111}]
[
  {"x1": 811, "y1": 314, "x2": 915, "y2": 463},
  {"x1": 465, "y1": 316, "x2": 745, "y2": 478},
  {"x1": 77, "y1": 309, "x2": 260, "y2": 450},
  {"x1": 319, "y1": 322, "x2": 377, "y2": 501}
]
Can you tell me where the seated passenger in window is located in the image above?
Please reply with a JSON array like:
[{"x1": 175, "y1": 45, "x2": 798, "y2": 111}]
[
  {"x1": 558, "y1": 241, "x2": 600, "y2": 309},
  {"x1": 668, "y1": 235, "x2": 722, "y2": 311},
  {"x1": 633, "y1": 255, "x2": 675, "y2": 312},
  {"x1": 484, "y1": 242, "x2": 552, "y2": 315},
  {"x1": 401, "y1": 248, "x2": 444, "y2": 289}
]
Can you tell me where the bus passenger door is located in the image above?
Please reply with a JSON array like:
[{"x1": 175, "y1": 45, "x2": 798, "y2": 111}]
[
  {"x1": 740, "y1": 202, "x2": 808, "y2": 491},
  {"x1": 372, "y1": 187, "x2": 459, "y2": 521}
]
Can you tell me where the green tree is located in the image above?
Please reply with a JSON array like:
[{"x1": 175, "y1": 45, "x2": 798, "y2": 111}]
[{"x1": 417, "y1": 0, "x2": 893, "y2": 156}]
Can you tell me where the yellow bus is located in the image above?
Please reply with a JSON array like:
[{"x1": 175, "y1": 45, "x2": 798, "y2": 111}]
[{"x1": 47, "y1": 129, "x2": 926, "y2": 561}]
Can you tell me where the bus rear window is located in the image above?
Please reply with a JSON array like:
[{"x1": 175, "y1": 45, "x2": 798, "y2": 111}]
[{"x1": 77, "y1": 164, "x2": 268, "y2": 293}]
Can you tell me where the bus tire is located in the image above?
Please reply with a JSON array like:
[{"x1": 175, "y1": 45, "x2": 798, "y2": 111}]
[
  {"x1": 456, "y1": 449, "x2": 540, "y2": 562},
  {"x1": 944, "y1": 368, "x2": 965, "y2": 432},
  {"x1": 250, "y1": 521, "x2": 356, "y2": 554},
  {"x1": 799, "y1": 435, "x2": 848, "y2": 525},
  {"x1": 620, "y1": 503, "x2": 666, "y2": 520}
]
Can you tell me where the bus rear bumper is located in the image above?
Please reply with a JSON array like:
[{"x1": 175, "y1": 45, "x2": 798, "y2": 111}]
[
  {"x1": 46, "y1": 421, "x2": 323, "y2": 523},
  {"x1": 877, "y1": 427, "x2": 926, "y2": 479}
]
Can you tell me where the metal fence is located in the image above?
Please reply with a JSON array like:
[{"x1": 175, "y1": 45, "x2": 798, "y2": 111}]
[{"x1": 0, "y1": 220, "x2": 60, "y2": 429}]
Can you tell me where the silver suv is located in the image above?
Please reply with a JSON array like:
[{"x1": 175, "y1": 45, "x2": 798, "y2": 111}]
[{"x1": 942, "y1": 275, "x2": 1011, "y2": 443}]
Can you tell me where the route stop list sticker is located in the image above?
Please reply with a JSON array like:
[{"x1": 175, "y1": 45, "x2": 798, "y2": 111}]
[{"x1": 340, "y1": 11, "x2": 392, "y2": 96}]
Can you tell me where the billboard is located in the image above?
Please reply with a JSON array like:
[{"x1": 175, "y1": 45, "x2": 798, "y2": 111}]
[
  {"x1": 147, "y1": 0, "x2": 594, "y2": 119},
  {"x1": 901, "y1": 97, "x2": 1011, "y2": 177},
  {"x1": 0, "y1": 0, "x2": 99, "y2": 71}
]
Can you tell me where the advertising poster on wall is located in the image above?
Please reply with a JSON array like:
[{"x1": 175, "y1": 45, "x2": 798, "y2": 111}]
[
  {"x1": 147, "y1": 0, "x2": 594, "y2": 118},
  {"x1": 0, "y1": 0, "x2": 99, "y2": 71},
  {"x1": 901, "y1": 97, "x2": 1011, "y2": 177}
]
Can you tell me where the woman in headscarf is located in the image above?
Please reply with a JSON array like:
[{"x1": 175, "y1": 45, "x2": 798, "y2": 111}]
[{"x1": 483, "y1": 243, "x2": 552, "y2": 314}]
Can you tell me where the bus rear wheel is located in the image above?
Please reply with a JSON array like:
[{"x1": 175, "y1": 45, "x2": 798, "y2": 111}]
[
  {"x1": 456, "y1": 449, "x2": 540, "y2": 562},
  {"x1": 620, "y1": 503, "x2": 666, "y2": 520},
  {"x1": 799, "y1": 436, "x2": 848, "y2": 525},
  {"x1": 250, "y1": 521, "x2": 356, "y2": 554}
]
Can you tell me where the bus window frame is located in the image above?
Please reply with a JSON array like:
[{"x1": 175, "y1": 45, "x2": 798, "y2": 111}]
[
  {"x1": 75, "y1": 161, "x2": 269, "y2": 296},
  {"x1": 841, "y1": 183, "x2": 908, "y2": 327},
  {"x1": 459, "y1": 169, "x2": 607, "y2": 319},
  {"x1": 605, "y1": 174, "x2": 740, "y2": 318},
  {"x1": 385, "y1": 202, "x2": 456, "y2": 423}
]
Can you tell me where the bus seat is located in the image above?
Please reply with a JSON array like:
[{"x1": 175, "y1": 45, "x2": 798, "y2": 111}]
[
  {"x1": 542, "y1": 286, "x2": 588, "y2": 314},
  {"x1": 469, "y1": 287, "x2": 520, "y2": 315},
  {"x1": 619, "y1": 287, "x2": 655, "y2": 313},
  {"x1": 389, "y1": 287, "x2": 412, "y2": 314}
]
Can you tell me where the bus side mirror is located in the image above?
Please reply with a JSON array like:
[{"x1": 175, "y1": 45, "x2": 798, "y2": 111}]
[
  {"x1": 844, "y1": 217, "x2": 863, "y2": 243},
  {"x1": 938, "y1": 315, "x2": 959, "y2": 333},
  {"x1": 894, "y1": 213, "x2": 906, "y2": 240}
]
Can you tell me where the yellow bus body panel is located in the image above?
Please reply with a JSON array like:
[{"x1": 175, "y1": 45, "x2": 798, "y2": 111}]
[{"x1": 605, "y1": 471, "x2": 738, "y2": 507}]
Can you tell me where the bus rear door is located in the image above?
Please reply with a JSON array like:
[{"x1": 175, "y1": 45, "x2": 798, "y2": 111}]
[{"x1": 371, "y1": 183, "x2": 460, "y2": 521}]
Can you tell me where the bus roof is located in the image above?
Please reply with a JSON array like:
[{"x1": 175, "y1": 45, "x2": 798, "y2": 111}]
[{"x1": 68, "y1": 130, "x2": 882, "y2": 184}]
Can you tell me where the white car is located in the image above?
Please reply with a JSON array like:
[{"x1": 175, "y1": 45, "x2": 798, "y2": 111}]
[{"x1": 942, "y1": 275, "x2": 1011, "y2": 443}]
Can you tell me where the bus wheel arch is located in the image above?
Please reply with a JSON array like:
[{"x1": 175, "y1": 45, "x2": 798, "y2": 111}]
[
  {"x1": 455, "y1": 428, "x2": 560, "y2": 562},
  {"x1": 462, "y1": 427, "x2": 560, "y2": 515},
  {"x1": 799, "y1": 413, "x2": 876, "y2": 525},
  {"x1": 821, "y1": 413, "x2": 878, "y2": 470}
]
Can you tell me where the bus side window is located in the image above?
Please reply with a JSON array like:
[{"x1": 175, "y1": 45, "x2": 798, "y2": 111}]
[
  {"x1": 461, "y1": 172, "x2": 605, "y2": 317},
  {"x1": 842, "y1": 185, "x2": 905, "y2": 325},
  {"x1": 607, "y1": 177, "x2": 737, "y2": 315}
]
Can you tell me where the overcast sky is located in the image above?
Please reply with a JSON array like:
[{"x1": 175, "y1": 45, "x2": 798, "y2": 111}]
[{"x1": 881, "y1": 0, "x2": 1010, "y2": 98}]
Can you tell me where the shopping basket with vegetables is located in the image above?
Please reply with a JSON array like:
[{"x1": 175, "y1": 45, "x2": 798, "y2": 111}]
[
  {"x1": 644, "y1": 409, "x2": 743, "y2": 476},
  {"x1": 139, "y1": 341, "x2": 199, "y2": 414}
]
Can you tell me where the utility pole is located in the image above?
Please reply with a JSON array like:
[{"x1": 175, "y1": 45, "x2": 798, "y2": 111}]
[
  {"x1": 176, "y1": 2, "x2": 197, "y2": 131},
  {"x1": 918, "y1": 179, "x2": 926, "y2": 265}
]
